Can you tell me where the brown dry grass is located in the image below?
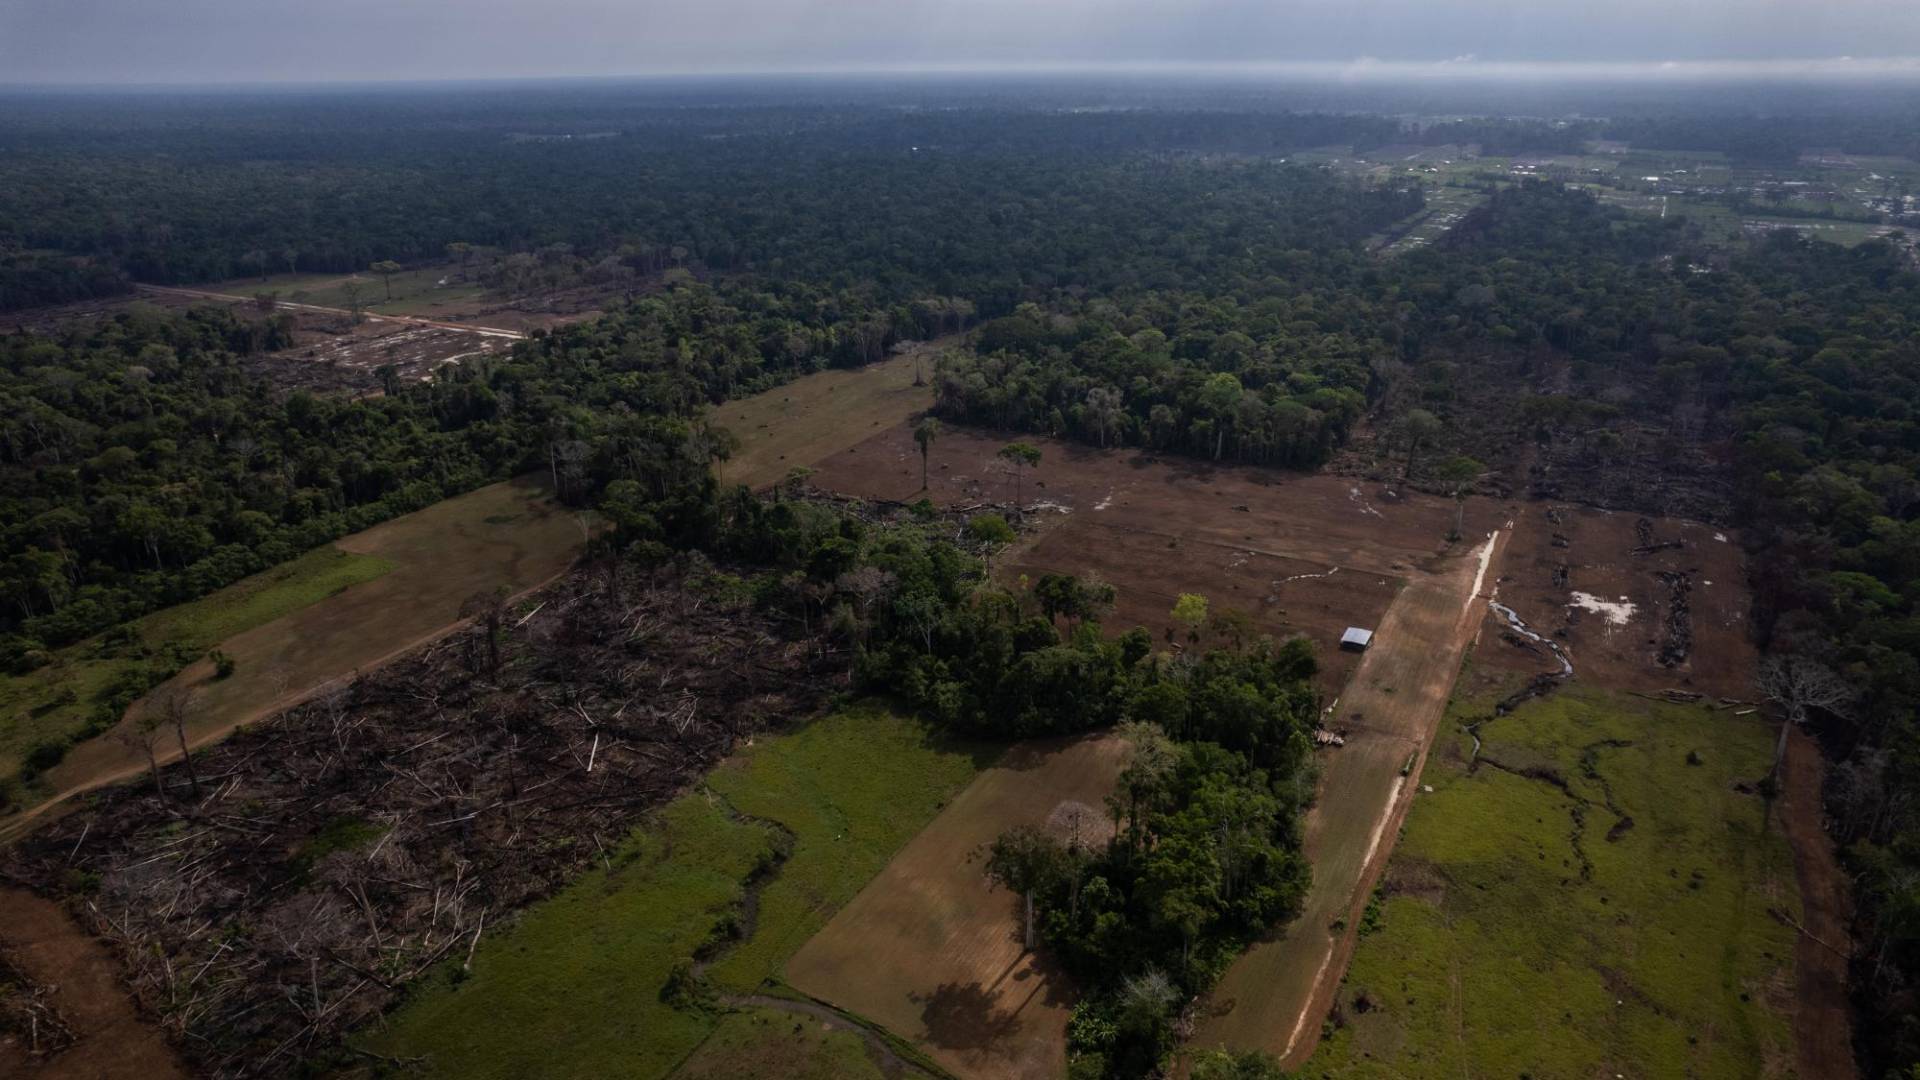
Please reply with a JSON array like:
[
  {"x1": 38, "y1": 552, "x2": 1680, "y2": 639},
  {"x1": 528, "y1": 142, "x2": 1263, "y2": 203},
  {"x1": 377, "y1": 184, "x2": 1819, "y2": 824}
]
[{"x1": 786, "y1": 733, "x2": 1131, "y2": 1080}]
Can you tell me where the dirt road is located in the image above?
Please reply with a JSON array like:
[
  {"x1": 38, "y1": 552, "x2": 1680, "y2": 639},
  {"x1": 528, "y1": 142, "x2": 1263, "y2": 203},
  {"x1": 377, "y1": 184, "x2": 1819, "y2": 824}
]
[
  {"x1": 133, "y1": 284, "x2": 527, "y2": 340},
  {"x1": 0, "y1": 888, "x2": 187, "y2": 1080},
  {"x1": 1779, "y1": 726, "x2": 1858, "y2": 1080},
  {"x1": 1192, "y1": 528, "x2": 1506, "y2": 1065}
]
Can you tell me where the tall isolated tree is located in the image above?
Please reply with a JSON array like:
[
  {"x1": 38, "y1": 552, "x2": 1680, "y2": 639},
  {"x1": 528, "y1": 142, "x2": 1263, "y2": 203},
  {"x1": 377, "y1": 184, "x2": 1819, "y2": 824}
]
[
  {"x1": 1434, "y1": 455, "x2": 1483, "y2": 542},
  {"x1": 1399, "y1": 408, "x2": 1442, "y2": 481},
  {"x1": 152, "y1": 685, "x2": 201, "y2": 798},
  {"x1": 370, "y1": 260, "x2": 403, "y2": 302},
  {"x1": 114, "y1": 714, "x2": 168, "y2": 804},
  {"x1": 914, "y1": 418, "x2": 941, "y2": 490},
  {"x1": 461, "y1": 587, "x2": 511, "y2": 676},
  {"x1": 340, "y1": 279, "x2": 366, "y2": 325},
  {"x1": 984, "y1": 825, "x2": 1069, "y2": 951},
  {"x1": 998, "y1": 442, "x2": 1042, "y2": 514},
  {"x1": 1756, "y1": 655, "x2": 1858, "y2": 781}
]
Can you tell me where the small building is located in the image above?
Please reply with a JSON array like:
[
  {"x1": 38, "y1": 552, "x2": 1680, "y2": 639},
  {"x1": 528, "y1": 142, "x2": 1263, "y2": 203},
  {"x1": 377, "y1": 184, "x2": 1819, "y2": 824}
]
[{"x1": 1340, "y1": 627, "x2": 1374, "y2": 652}]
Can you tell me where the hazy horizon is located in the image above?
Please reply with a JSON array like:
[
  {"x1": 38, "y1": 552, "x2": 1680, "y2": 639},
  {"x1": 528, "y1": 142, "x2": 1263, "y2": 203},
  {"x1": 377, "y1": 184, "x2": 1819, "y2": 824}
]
[{"x1": 3, "y1": 0, "x2": 1919, "y2": 86}]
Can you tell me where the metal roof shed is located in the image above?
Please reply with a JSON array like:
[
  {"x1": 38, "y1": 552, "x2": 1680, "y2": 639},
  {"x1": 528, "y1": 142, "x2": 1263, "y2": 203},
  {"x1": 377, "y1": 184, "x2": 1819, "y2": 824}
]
[{"x1": 1340, "y1": 627, "x2": 1374, "y2": 652}]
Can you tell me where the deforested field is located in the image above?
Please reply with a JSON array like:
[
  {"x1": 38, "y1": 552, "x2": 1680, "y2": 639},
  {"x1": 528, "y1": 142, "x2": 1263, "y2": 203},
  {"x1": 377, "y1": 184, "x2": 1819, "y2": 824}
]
[{"x1": 787, "y1": 733, "x2": 1132, "y2": 1080}]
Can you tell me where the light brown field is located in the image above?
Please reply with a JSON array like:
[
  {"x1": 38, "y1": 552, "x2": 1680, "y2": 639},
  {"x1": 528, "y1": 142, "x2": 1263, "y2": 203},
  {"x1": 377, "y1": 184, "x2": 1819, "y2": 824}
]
[
  {"x1": 5, "y1": 477, "x2": 583, "y2": 839},
  {"x1": 786, "y1": 734, "x2": 1131, "y2": 1080},
  {"x1": 807, "y1": 424, "x2": 1478, "y2": 694},
  {"x1": 716, "y1": 345, "x2": 943, "y2": 490}
]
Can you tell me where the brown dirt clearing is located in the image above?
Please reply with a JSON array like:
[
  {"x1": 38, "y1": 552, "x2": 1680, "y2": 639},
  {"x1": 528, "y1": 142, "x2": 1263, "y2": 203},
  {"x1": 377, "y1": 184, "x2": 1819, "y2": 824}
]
[
  {"x1": 0, "y1": 887, "x2": 186, "y2": 1080},
  {"x1": 787, "y1": 734, "x2": 1130, "y2": 1080}
]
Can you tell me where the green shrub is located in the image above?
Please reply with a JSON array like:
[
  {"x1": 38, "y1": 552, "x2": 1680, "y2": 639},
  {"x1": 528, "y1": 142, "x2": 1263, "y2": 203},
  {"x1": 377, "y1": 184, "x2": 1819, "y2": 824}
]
[{"x1": 966, "y1": 513, "x2": 1016, "y2": 546}]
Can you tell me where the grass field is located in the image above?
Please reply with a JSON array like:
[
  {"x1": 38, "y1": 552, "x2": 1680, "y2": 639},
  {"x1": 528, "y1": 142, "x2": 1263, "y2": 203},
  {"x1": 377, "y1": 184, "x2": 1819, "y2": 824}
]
[
  {"x1": 361, "y1": 707, "x2": 989, "y2": 1079},
  {"x1": 717, "y1": 345, "x2": 942, "y2": 490},
  {"x1": 1300, "y1": 679, "x2": 1799, "y2": 1079},
  {"x1": 209, "y1": 265, "x2": 488, "y2": 318},
  {"x1": 0, "y1": 546, "x2": 394, "y2": 785},
  {"x1": 669, "y1": 1009, "x2": 886, "y2": 1080},
  {"x1": 6, "y1": 476, "x2": 582, "y2": 832},
  {"x1": 787, "y1": 732, "x2": 1132, "y2": 1080}
]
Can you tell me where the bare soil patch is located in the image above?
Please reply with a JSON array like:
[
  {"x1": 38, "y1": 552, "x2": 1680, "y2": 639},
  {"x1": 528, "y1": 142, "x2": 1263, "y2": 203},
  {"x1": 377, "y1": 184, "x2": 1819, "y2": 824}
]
[
  {"x1": 1481, "y1": 502, "x2": 1755, "y2": 697},
  {"x1": 809, "y1": 425, "x2": 1485, "y2": 695},
  {"x1": 0, "y1": 887, "x2": 187, "y2": 1080},
  {"x1": 787, "y1": 734, "x2": 1131, "y2": 1080},
  {"x1": 1778, "y1": 726, "x2": 1858, "y2": 1080}
]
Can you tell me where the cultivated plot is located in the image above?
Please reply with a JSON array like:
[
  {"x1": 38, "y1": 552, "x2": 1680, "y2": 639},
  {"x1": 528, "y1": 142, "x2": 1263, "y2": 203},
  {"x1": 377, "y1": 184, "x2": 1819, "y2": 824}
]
[{"x1": 787, "y1": 734, "x2": 1132, "y2": 1080}]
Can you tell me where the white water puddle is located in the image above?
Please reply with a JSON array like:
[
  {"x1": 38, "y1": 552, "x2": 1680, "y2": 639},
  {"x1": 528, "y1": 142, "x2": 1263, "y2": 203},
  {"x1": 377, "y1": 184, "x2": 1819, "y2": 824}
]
[
  {"x1": 1568, "y1": 591, "x2": 1635, "y2": 627},
  {"x1": 1490, "y1": 601, "x2": 1573, "y2": 675}
]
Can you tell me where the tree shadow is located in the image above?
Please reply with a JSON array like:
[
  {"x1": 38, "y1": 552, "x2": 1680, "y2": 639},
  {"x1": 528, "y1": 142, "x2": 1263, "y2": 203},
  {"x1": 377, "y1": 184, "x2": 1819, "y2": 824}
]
[{"x1": 912, "y1": 979, "x2": 1024, "y2": 1050}]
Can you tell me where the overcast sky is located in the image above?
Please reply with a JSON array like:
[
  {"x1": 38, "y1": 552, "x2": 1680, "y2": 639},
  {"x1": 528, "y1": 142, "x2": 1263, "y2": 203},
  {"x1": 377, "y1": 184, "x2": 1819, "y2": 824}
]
[{"x1": 3, "y1": 0, "x2": 1919, "y2": 85}]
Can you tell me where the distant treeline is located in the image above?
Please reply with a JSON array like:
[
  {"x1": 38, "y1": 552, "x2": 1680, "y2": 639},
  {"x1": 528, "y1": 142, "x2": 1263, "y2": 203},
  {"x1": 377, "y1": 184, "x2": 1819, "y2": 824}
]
[{"x1": 9, "y1": 94, "x2": 1915, "y2": 314}]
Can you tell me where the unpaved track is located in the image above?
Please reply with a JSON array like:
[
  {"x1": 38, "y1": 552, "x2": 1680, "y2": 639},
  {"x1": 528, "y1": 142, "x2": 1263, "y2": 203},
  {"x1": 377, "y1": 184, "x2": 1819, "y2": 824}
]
[
  {"x1": 133, "y1": 284, "x2": 527, "y2": 339},
  {"x1": 0, "y1": 887, "x2": 187, "y2": 1080},
  {"x1": 1778, "y1": 726, "x2": 1858, "y2": 1080},
  {"x1": 1192, "y1": 528, "x2": 1507, "y2": 1065}
]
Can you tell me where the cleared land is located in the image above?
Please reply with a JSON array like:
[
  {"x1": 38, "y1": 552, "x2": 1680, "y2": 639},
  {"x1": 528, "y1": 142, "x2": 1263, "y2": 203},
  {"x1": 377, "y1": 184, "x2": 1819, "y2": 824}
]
[
  {"x1": 4, "y1": 476, "x2": 582, "y2": 839},
  {"x1": 717, "y1": 346, "x2": 942, "y2": 491},
  {"x1": 807, "y1": 424, "x2": 1480, "y2": 695},
  {"x1": 363, "y1": 707, "x2": 987, "y2": 1079},
  {"x1": 0, "y1": 887, "x2": 188, "y2": 1080},
  {"x1": 0, "y1": 545, "x2": 394, "y2": 783},
  {"x1": 1303, "y1": 681, "x2": 1799, "y2": 1079},
  {"x1": 1193, "y1": 529, "x2": 1504, "y2": 1064},
  {"x1": 1485, "y1": 503, "x2": 1754, "y2": 698},
  {"x1": 787, "y1": 733, "x2": 1132, "y2": 1080},
  {"x1": 809, "y1": 422, "x2": 1511, "y2": 1070}
]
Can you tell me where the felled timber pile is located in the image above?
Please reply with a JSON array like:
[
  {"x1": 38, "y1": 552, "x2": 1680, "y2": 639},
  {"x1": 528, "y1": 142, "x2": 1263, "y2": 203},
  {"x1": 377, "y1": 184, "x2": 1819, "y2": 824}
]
[
  {"x1": 1655, "y1": 569, "x2": 1694, "y2": 668},
  {"x1": 4, "y1": 561, "x2": 843, "y2": 1076}
]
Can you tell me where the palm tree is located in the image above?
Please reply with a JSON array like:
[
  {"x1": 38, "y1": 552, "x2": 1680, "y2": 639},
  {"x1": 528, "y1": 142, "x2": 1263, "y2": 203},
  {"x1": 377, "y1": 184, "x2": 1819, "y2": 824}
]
[{"x1": 914, "y1": 418, "x2": 940, "y2": 490}]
